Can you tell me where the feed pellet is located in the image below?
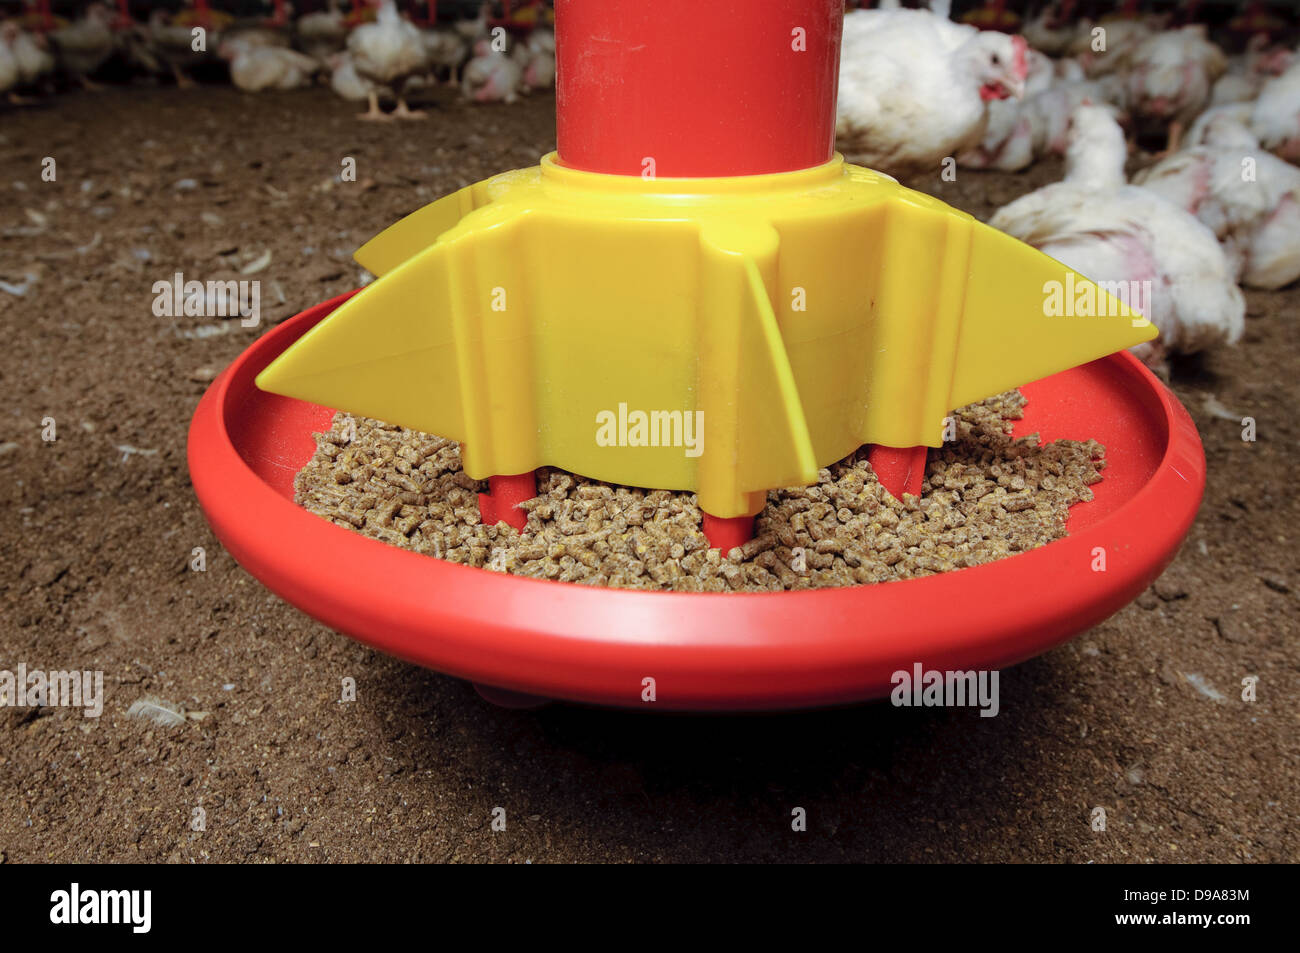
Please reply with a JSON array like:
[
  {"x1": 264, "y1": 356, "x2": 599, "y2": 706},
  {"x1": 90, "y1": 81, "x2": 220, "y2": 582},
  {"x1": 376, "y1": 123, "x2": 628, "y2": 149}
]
[{"x1": 294, "y1": 391, "x2": 1104, "y2": 592}]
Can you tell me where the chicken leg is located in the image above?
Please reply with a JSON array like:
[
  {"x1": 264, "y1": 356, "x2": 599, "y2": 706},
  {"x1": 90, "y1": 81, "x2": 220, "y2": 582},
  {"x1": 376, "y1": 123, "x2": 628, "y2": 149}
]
[
  {"x1": 1164, "y1": 119, "x2": 1185, "y2": 157},
  {"x1": 358, "y1": 89, "x2": 391, "y2": 121},
  {"x1": 170, "y1": 63, "x2": 195, "y2": 89},
  {"x1": 392, "y1": 98, "x2": 427, "y2": 119},
  {"x1": 392, "y1": 80, "x2": 426, "y2": 120}
]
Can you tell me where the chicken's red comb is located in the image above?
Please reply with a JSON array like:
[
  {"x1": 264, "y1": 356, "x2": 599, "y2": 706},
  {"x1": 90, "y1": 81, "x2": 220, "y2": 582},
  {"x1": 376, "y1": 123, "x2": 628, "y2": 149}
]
[{"x1": 1012, "y1": 34, "x2": 1029, "y2": 81}]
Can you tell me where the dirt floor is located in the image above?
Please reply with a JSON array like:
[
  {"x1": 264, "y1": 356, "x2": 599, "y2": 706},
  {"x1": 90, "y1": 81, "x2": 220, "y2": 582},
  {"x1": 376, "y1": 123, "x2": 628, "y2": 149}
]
[{"x1": 0, "y1": 85, "x2": 1295, "y2": 863}]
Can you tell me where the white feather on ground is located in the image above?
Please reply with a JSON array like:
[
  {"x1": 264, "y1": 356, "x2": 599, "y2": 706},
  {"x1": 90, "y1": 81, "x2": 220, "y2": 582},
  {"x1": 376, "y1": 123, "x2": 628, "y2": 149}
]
[{"x1": 126, "y1": 697, "x2": 187, "y2": 728}]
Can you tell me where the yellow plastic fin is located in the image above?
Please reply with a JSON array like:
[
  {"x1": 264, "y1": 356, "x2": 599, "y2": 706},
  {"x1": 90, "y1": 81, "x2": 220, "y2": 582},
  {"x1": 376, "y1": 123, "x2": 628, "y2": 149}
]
[
  {"x1": 255, "y1": 241, "x2": 470, "y2": 441},
  {"x1": 696, "y1": 223, "x2": 818, "y2": 517},
  {"x1": 257, "y1": 154, "x2": 1160, "y2": 518},
  {"x1": 947, "y1": 220, "x2": 1159, "y2": 410},
  {"x1": 353, "y1": 182, "x2": 489, "y2": 276},
  {"x1": 857, "y1": 194, "x2": 977, "y2": 449}
]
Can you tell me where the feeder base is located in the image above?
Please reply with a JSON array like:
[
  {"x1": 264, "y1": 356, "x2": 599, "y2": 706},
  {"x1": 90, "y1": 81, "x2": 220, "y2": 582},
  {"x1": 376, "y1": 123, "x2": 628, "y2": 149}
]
[{"x1": 188, "y1": 292, "x2": 1206, "y2": 712}]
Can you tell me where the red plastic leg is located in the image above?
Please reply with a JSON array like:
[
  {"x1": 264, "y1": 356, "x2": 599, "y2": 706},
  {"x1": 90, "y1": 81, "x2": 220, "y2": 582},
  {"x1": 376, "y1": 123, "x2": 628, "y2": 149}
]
[
  {"x1": 478, "y1": 472, "x2": 535, "y2": 530},
  {"x1": 703, "y1": 513, "x2": 755, "y2": 553},
  {"x1": 868, "y1": 445, "x2": 929, "y2": 500}
]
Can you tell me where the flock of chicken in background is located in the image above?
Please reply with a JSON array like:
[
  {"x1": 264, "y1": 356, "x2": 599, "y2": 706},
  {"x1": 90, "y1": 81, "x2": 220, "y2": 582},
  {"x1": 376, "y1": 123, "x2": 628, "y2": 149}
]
[
  {"x1": 841, "y1": 1, "x2": 1300, "y2": 372},
  {"x1": 0, "y1": 1, "x2": 554, "y2": 114},
  {"x1": 2, "y1": 0, "x2": 1298, "y2": 372}
]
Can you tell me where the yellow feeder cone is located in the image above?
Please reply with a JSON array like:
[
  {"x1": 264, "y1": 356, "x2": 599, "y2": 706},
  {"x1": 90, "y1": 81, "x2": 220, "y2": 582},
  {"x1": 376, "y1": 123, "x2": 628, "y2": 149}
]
[
  {"x1": 257, "y1": 155, "x2": 1156, "y2": 519},
  {"x1": 353, "y1": 182, "x2": 491, "y2": 276}
]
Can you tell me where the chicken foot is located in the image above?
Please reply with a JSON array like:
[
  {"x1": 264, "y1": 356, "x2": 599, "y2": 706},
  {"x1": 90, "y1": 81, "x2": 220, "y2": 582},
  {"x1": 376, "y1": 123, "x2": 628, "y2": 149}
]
[
  {"x1": 170, "y1": 63, "x2": 195, "y2": 89},
  {"x1": 392, "y1": 97, "x2": 426, "y2": 120},
  {"x1": 358, "y1": 89, "x2": 392, "y2": 121}
]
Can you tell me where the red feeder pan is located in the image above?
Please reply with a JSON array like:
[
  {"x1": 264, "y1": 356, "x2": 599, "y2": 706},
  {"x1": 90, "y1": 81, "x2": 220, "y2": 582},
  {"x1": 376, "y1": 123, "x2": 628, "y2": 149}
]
[
  {"x1": 188, "y1": 291, "x2": 1205, "y2": 711},
  {"x1": 189, "y1": 1, "x2": 1205, "y2": 708}
]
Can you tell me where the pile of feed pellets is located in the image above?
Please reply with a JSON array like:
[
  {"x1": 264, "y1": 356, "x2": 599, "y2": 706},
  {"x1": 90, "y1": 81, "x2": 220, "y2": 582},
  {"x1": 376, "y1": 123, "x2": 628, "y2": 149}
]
[{"x1": 294, "y1": 391, "x2": 1105, "y2": 591}]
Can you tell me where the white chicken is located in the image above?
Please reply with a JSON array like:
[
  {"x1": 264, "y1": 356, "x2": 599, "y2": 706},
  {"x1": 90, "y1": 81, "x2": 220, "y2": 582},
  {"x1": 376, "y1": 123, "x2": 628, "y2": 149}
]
[
  {"x1": 49, "y1": 2, "x2": 117, "y2": 88},
  {"x1": 1023, "y1": 46, "x2": 1057, "y2": 98},
  {"x1": 224, "y1": 1, "x2": 294, "y2": 52},
  {"x1": 836, "y1": 7, "x2": 1029, "y2": 178},
  {"x1": 0, "y1": 25, "x2": 19, "y2": 100},
  {"x1": 296, "y1": 0, "x2": 348, "y2": 64},
  {"x1": 1016, "y1": 73, "x2": 1129, "y2": 161},
  {"x1": 1136, "y1": 115, "x2": 1300, "y2": 290},
  {"x1": 1055, "y1": 57, "x2": 1086, "y2": 83},
  {"x1": 959, "y1": 46, "x2": 1056, "y2": 171},
  {"x1": 1067, "y1": 15, "x2": 1152, "y2": 78},
  {"x1": 6, "y1": 22, "x2": 54, "y2": 95},
  {"x1": 461, "y1": 38, "x2": 521, "y2": 104},
  {"x1": 958, "y1": 97, "x2": 1034, "y2": 172},
  {"x1": 346, "y1": 0, "x2": 427, "y2": 120},
  {"x1": 455, "y1": 3, "x2": 490, "y2": 42},
  {"x1": 990, "y1": 104, "x2": 1244, "y2": 369},
  {"x1": 219, "y1": 36, "x2": 320, "y2": 92},
  {"x1": 148, "y1": 8, "x2": 221, "y2": 88},
  {"x1": 1251, "y1": 62, "x2": 1300, "y2": 163},
  {"x1": 421, "y1": 25, "x2": 467, "y2": 86},
  {"x1": 1185, "y1": 101, "x2": 1253, "y2": 149},
  {"x1": 519, "y1": 26, "x2": 554, "y2": 91},
  {"x1": 1126, "y1": 26, "x2": 1226, "y2": 154},
  {"x1": 1022, "y1": 0, "x2": 1082, "y2": 57},
  {"x1": 526, "y1": 26, "x2": 555, "y2": 56},
  {"x1": 1209, "y1": 36, "x2": 1289, "y2": 106},
  {"x1": 1210, "y1": 70, "x2": 1257, "y2": 108},
  {"x1": 329, "y1": 50, "x2": 375, "y2": 103}
]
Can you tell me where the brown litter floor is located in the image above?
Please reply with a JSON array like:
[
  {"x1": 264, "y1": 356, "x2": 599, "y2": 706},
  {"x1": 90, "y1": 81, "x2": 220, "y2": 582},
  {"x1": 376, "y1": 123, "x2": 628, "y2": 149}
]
[
  {"x1": 0, "y1": 87, "x2": 1296, "y2": 863},
  {"x1": 296, "y1": 392, "x2": 1104, "y2": 590}
]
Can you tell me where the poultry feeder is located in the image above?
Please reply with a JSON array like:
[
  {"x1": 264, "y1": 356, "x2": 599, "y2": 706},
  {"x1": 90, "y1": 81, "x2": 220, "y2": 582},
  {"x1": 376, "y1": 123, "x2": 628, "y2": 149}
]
[
  {"x1": 22, "y1": 0, "x2": 63, "y2": 32},
  {"x1": 962, "y1": 0, "x2": 1020, "y2": 34},
  {"x1": 471, "y1": 0, "x2": 550, "y2": 36},
  {"x1": 188, "y1": 0, "x2": 1205, "y2": 710}
]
